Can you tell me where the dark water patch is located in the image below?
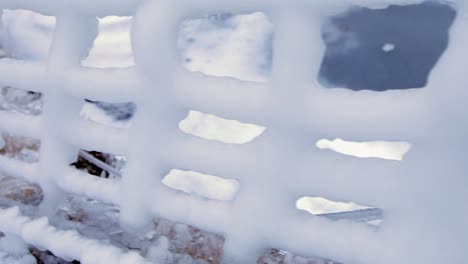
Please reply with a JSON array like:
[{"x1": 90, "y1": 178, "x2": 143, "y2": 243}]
[{"x1": 319, "y1": 1, "x2": 457, "y2": 91}]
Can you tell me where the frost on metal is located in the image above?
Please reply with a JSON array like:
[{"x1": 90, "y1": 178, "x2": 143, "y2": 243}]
[{"x1": 0, "y1": 0, "x2": 467, "y2": 263}]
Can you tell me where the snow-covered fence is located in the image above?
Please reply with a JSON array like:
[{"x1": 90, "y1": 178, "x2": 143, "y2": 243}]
[{"x1": 1, "y1": 0, "x2": 468, "y2": 263}]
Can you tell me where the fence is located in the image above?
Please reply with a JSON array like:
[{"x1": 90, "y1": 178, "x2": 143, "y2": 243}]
[{"x1": 0, "y1": 0, "x2": 468, "y2": 263}]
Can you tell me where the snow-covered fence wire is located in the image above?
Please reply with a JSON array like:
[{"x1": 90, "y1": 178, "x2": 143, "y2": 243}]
[{"x1": 0, "y1": 0, "x2": 468, "y2": 263}]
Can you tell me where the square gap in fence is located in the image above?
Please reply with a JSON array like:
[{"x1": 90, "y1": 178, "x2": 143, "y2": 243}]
[
  {"x1": 315, "y1": 138, "x2": 411, "y2": 161},
  {"x1": 1, "y1": 10, "x2": 55, "y2": 60},
  {"x1": 162, "y1": 169, "x2": 240, "y2": 201},
  {"x1": 81, "y1": 16, "x2": 134, "y2": 68},
  {"x1": 179, "y1": 110, "x2": 265, "y2": 144},
  {"x1": 318, "y1": 1, "x2": 456, "y2": 91},
  {"x1": 70, "y1": 149, "x2": 126, "y2": 179},
  {"x1": 296, "y1": 196, "x2": 383, "y2": 228},
  {"x1": 0, "y1": 86, "x2": 42, "y2": 115},
  {"x1": 80, "y1": 99, "x2": 136, "y2": 128},
  {"x1": 178, "y1": 12, "x2": 273, "y2": 82},
  {"x1": 0, "y1": 133, "x2": 40, "y2": 163}
]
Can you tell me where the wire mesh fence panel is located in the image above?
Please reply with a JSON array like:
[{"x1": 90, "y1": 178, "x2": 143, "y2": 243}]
[{"x1": 0, "y1": 0, "x2": 467, "y2": 263}]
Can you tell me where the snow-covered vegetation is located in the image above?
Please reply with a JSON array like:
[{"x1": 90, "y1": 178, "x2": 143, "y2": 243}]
[{"x1": 0, "y1": 0, "x2": 467, "y2": 263}]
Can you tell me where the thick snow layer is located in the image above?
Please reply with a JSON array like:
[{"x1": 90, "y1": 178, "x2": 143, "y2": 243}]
[
  {"x1": 0, "y1": 235, "x2": 35, "y2": 264},
  {"x1": 0, "y1": 251, "x2": 35, "y2": 264},
  {"x1": 0, "y1": 10, "x2": 55, "y2": 60},
  {"x1": 0, "y1": 207, "x2": 148, "y2": 264},
  {"x1": 1, "y1": 0, "x2": 468, "y2": 263}
]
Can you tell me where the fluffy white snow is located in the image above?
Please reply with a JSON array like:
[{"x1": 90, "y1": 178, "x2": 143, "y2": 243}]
[
  {"x1": 0, "y1": 235, "x2": 35, "y2": 264},
  {"x1": 0, "y1": 10, "x2": 55, "y2": 60},
  {"x1": 0, "y1": 0, "x2": 468, "y2": 263}
]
